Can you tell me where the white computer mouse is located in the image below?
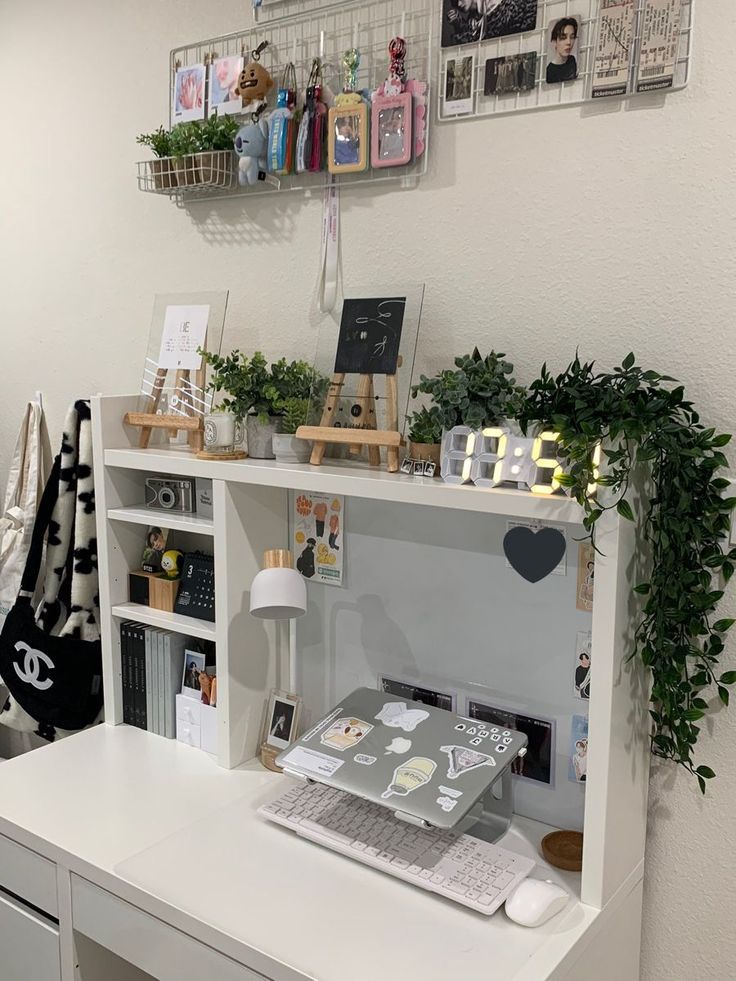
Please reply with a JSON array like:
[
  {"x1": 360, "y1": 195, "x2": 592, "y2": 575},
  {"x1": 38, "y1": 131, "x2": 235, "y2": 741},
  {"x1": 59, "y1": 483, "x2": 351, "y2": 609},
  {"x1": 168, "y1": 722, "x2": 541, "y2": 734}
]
[{"x1": 504, "y1": 878, "x2": 569, "y2": 927}]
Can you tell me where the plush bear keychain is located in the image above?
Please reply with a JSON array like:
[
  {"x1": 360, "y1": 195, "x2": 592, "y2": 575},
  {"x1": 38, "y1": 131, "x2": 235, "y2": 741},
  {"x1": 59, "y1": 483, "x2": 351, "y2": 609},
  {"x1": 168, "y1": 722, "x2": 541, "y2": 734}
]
[
  {"x1": 234, "y1": 117, "x2": 269, "y2": 185},
  {"x1": 235, "y1": 40, "x2": 274, "y2": 109}
]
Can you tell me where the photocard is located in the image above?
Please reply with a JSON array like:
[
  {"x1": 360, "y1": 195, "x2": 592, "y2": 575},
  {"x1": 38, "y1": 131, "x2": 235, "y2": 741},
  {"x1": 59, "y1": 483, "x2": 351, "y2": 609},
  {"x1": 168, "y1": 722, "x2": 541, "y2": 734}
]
[
  {"x1": 443, "y1": 54, "x2": 475, "y2": 116},
  {"x1": 546, "y1": 15, "x2": 583, "y2": 85}
]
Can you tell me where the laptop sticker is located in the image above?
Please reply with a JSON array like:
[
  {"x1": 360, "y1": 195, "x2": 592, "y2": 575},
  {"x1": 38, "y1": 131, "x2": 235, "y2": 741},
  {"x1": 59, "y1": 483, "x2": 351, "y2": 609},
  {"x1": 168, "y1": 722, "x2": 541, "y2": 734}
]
[
  {"x1": 302, "y1": 706, "x2": 343, "y2": 743},
  {"x1": 438, "y1": 785, "x2": 463, "y2": 799},
  {"x1": 440, "y1": 745, "x2": 497, "y2": 779},
  {"x1": 375, "y1": 701, "x2": 430, "y2": 732},
  {"x1": 437, "y1": 796, "x2": 458, "y2": 813},
  {"x1": 355, "y1": 753, "x2": 377, "y2": 765},
  {"x1": 320, "y1": 717, "x2": 374, "y2": 752},
  {"x1": 282, "y1": 746, "x2": 344, "y2": 777},
  {"x1": 385, "y1": 737, "x2": 412, "y2": 755},
  {"x1": 381, "y1": 757, "x2": 437, "y2": 799}
]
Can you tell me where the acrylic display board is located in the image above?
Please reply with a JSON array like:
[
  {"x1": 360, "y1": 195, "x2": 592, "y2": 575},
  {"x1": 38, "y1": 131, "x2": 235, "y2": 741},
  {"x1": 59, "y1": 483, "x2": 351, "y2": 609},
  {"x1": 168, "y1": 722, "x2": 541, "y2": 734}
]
[
  {"x1": 437, "y1": 0, "x2": 693, "y2": 121},
  {"x1": 136, "y1": 292, "x2": 228, "y2": 435},
  {"x1": 293, "y1": 495, "x2": 592, "y2": 832},
  {"x1": 306, "y1": 284, "x2": 424, "y2": 449},
  {"x1": 161, "y1": 0, "x2": 434, "y2": 201}
]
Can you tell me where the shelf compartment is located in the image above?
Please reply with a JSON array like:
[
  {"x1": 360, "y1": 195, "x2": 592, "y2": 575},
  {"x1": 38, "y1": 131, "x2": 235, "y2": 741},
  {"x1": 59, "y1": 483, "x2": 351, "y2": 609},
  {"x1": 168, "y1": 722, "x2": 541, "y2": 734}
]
[
  {"x1": 107, "y1": 506, "x2": 214, "y2": 536},
  {"x1": 112, "y1": 603, "x2": 216, "y2": 641}
]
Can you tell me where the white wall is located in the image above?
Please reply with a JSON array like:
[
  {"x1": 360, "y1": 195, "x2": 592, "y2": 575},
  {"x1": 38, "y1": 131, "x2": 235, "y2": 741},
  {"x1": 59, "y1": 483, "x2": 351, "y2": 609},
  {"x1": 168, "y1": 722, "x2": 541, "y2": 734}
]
[{"x1": 0, "y1": 0, "x2": 734, "y2": 977}]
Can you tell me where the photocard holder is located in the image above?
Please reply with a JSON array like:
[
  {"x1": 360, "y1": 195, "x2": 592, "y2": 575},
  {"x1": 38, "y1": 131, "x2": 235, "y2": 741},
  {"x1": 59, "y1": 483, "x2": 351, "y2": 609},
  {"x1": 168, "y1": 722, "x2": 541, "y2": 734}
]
[
  {"x1": 328, "y1": 46, "x2": 370, "y2": 176},
  {"x1": 371, "y1": 36, "x2": 414, "y2": 169}
]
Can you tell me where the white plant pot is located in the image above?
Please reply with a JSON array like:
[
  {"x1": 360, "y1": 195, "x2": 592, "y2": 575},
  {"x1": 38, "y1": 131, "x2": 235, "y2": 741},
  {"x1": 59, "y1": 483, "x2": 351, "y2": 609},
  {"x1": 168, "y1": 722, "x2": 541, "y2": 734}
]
[
  {"x1": 246, "y1": 415, "x2": 282, "y2": 459},
  {"x1": 272, "y1": 433, "x2": 311, "y2": 464}
]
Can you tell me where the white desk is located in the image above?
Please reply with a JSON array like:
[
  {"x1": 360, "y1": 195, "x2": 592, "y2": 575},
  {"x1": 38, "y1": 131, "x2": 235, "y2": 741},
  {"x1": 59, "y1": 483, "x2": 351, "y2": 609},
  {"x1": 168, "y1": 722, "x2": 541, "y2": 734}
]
[{"x1": 0, "y1": 726, "x2": 642, "y2": 981}]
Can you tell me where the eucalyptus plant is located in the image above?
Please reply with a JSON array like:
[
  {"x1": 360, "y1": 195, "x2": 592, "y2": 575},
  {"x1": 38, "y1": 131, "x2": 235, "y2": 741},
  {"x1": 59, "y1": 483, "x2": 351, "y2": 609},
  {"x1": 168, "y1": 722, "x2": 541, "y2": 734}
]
[
  {"x1": 412, "y1": 349, "x2": 525, "y2": 430},
  {"x1": 518, "y1": 353, "x2": 736, "y2": 792}
]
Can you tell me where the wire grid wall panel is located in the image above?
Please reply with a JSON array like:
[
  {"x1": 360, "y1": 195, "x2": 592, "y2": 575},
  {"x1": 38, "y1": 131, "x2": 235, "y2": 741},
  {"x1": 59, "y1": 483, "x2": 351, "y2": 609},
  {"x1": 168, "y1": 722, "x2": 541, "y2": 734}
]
[
  {"x1": 166, "y1": 0, "x2": 434, "y2": 200},
  {"x1": 437, "y1": 0, "x2": 693, "y2": 121}
]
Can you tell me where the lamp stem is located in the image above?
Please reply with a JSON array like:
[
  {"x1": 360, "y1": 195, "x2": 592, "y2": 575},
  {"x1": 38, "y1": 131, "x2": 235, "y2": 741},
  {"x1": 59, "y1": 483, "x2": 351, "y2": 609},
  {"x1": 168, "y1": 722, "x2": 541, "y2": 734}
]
[{"x1": 288, "y1": 619, "x2": 297, "y2": 694}]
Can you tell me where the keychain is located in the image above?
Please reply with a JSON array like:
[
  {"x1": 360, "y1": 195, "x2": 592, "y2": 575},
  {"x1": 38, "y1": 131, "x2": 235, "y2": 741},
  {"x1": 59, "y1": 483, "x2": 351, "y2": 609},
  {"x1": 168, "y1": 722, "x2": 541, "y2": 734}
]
[
  {"x1": 235, "y1": 40, "x2": 274, "y2": 110},
  {"x1": 328, "y1": 46, "x2": 369, "y2": 175},
  {"x1": 371, "y1": 36, "x2": 427, "y2": 167},
  {"x1": 296, "y1": 58, "x2": 328, "y2": 174},
  {"x1": 268, "y1": 62, "x2": 298, "y2": 175}
]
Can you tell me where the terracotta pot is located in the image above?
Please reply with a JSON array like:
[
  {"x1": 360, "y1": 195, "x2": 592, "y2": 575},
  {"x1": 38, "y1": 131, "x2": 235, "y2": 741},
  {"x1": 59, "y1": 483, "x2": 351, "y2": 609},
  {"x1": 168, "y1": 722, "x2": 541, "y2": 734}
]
[
  {"x1": 174, "y1": 155, "x2": 201, "y2": 187},
  {"x1": 407, "y1": 440, "x2": 441, "y2": 473},
  {"x1": 149, "y1": 157, "x2": 177, "y2": 190}
]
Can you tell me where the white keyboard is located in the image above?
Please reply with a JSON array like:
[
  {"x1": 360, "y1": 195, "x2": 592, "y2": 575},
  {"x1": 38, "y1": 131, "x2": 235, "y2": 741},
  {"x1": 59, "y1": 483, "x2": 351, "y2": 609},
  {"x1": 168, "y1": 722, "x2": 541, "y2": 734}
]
[{"x1": 259, "y1": 781, "x2": 534, "y2": 915}]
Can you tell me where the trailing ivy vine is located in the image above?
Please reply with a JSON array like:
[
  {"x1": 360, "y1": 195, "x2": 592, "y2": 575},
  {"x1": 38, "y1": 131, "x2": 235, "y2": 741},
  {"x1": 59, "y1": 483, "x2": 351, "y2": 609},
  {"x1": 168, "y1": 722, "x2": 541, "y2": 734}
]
[{"x1": 518, "y1": 354, "x2": 736, "y2": 793}]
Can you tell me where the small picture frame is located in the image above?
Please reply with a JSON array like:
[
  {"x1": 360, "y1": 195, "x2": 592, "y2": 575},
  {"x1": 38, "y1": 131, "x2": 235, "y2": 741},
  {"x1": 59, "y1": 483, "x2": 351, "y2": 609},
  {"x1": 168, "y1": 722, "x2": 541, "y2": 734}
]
[
  {"x1": 371, "y1": 93, "x2": 413, "y2": 168},
  {"x1": 181, "y1": 650, "x2": 205, "y2": 700},
  {"x1": 422, "y1": 460, "x2": 436, "y2": 477},
  {"x1": 263, "y1": 689, "x2": 302, "y2": 751},
  {"x1": 328, "y1": 103, "x2": 369, "y2": 174},
  {"x1": 400, "y1": 457, "x2": 414, "y2": 475},
  {"x1": 413, "y1": 460, "x2": 425, "y2": 476}
]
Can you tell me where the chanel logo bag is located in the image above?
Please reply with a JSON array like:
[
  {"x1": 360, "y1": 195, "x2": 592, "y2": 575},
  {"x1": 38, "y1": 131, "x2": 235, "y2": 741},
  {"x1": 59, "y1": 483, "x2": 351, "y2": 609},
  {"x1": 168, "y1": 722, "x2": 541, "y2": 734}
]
[{"x1": 0, "y1": 401, "x2": 102, "y2": 735}]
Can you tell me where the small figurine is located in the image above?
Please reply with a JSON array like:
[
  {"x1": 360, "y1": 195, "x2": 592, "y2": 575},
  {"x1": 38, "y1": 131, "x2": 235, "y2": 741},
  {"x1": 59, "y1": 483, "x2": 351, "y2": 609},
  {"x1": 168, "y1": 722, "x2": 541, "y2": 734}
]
[
  {"x1": 235, "y1": 41, "x2": 274, "y2": 108},
  {"x1": 234, "y1": 118, "x2": 270, "y2": 185},
  {"x1": 160, "y1": 549, "x2": 183, "y2": 579}
]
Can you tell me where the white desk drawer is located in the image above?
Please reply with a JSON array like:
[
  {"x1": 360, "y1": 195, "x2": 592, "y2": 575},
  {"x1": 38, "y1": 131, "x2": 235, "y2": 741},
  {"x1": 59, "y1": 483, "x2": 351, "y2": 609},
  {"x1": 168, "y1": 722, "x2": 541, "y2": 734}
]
[
  {"x1": 176, "y1": 718, "x2": 201, "y2": 747},
  {"x1": 0, "y1": 890, "x2": 61, "y2": 981},
  {"x1": 176, "y1": 694, "x2": 202, "y2": 725},
  {"x1": 72, "y1": 876, "x2": 266, "y2": 981},
  {"x1": 0, "y1": 832, "x2": 58, "y2": 916}
]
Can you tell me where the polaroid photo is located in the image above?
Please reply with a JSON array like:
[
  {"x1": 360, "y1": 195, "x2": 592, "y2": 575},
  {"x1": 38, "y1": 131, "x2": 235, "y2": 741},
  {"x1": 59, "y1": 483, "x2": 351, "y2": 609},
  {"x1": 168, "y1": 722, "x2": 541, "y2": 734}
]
[
  {"x1": 172, "y1": 64, "x2": 206, "y2": 122},
  {"x1": 380, "y1": 676, "x2": 456, "y2": 712},
  {"x1": 422, "y1": 460, "x2": 437, "y2": 477},
  {"x1": 546, "y1": 15, "x2": 583, "y2": 85},
  {"x1": 400, "y1": 457, "x2": 414, "y2": 475},
  {"x1": 441, "y1": 0, "x2": 538, "y2": 48},
  {"x1": 484, "y1": 52, "x2": 537, "y2": 96},
  {"x1": 569, "y1": 714, "x2": 589, "y2": 783},
  {"x1": 467, "y1": 699, "x2": 556, "y2": 786},
  {"x1": 574, "y1": 631, "x2": 592, "y2": 700},
  {"x1": 209, "y1": 55, "x2": 244, "y2": 115},
  {"x1": 181, "y1": 650, "x2": 205, "y2": 699},
  {"x1": 443, "y1": 54, "x2": 475, "y2": 117},
  {"x1": 263, "y1": 690, "x2": 302, "y2": 751},
  {"x1": 413, "y1": 460, "x2": 426, "y2": 476}
]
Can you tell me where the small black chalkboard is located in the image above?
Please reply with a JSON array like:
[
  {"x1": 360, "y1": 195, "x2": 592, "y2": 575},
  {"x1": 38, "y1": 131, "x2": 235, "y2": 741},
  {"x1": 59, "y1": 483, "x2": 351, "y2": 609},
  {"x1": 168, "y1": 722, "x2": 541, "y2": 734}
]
[{"x1": 334, "y1": 297, "x2": 406, "y2": 375}]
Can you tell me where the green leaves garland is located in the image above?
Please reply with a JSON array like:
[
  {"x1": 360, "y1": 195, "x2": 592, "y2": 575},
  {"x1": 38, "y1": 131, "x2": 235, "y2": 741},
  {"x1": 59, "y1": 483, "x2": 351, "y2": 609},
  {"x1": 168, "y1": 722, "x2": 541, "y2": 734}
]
[{"x1": 518, "y1": 353, "x2": 736, "y2": 792}]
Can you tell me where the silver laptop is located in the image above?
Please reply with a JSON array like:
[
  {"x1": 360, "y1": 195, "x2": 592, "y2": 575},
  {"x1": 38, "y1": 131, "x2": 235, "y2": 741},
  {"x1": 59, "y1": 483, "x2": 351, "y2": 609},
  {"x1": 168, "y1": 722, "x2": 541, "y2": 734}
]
[{"x1": 277, "y1": 687, "x2": 528, "y2": 831}]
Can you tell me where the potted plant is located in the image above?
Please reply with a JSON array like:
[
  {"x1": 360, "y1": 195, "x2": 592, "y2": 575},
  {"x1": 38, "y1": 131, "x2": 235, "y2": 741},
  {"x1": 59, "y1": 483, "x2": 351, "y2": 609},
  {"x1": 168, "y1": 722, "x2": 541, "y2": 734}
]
[
  {"x1": 405, "y1": 405, "x2": 443, "y2": 473},
  {"x1": 200, "y1": 350, "x2": 327, "y2": 460},
  {"x1": 136, "y1": 126, "x2": 177, "y2": 190},
  {"x1": 169, "y1": 121, "x2": 203, "y2": 187},
  {"x1": 412, "y1": 349, "x2": 525, "y2": 434},
  {"x1": 198, "y1": 115, "x2": 239, "y2": 187},
  {"x1": 272, "y1": 398, "x2": 313, "y2": 464}
]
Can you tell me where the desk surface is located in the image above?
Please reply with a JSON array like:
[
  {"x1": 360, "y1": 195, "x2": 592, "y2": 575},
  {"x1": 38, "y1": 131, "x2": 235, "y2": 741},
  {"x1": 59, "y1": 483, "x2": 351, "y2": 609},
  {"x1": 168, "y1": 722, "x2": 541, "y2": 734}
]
[{"x1": 0, "y1": 725, "x2": 597, "y2": 981}]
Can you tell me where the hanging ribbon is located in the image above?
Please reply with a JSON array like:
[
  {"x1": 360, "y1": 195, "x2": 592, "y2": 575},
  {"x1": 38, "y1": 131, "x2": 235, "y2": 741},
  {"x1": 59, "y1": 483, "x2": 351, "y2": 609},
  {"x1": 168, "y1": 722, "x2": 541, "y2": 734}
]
[{"x1": 319, "y1": 176, "x2": 340, "y2": 313}]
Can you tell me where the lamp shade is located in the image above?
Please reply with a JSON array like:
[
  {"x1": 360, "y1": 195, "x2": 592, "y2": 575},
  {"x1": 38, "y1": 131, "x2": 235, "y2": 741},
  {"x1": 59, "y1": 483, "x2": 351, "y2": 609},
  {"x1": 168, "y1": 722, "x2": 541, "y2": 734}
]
[{"x1": 249, "y1": 549, "x2": 307, "y2": 620}]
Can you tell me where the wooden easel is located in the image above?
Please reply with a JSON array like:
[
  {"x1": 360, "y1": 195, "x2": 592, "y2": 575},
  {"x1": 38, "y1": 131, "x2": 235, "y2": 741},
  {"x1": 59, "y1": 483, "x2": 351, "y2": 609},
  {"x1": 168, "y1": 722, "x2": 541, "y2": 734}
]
[
  {"x1": 124, "y1": 365, "x2": 205, "y2": 451},
  {"x1": 297, "y1": 363, "x2": 402, "y2": 472}
]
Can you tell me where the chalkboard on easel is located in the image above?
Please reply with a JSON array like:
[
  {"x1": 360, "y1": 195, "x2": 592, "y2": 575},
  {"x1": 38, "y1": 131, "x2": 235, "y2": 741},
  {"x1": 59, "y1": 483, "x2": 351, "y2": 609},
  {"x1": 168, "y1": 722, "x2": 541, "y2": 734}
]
[{"x1": 334, "y1": 297, "x2": 406, "y2": 375}]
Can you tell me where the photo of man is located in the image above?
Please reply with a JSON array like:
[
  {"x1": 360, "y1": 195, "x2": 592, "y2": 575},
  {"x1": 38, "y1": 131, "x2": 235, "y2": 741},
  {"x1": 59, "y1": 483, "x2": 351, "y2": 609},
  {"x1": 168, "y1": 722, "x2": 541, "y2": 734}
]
[{"x1": 546, "y1": 16, "x2": 581, "y2": 84}]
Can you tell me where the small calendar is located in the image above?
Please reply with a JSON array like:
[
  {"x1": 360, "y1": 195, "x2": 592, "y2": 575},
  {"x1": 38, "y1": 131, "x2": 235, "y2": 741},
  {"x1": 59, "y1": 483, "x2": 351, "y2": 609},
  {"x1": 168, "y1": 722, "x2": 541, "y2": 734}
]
[{"x1": 174, "y1": 552, "x2": 215, "y2": 622}]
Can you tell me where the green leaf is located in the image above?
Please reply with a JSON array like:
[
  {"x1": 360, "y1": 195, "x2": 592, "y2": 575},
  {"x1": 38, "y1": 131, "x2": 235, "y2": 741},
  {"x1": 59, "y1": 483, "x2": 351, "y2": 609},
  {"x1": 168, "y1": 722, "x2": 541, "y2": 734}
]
[
  {"x1": 718, "y1": 686, "x2": 730, "y2": 707},
  {"x1": 719, "y1": 671, "x2": 736, "y2": 685},
  {"x1": 617, "y1": 499, "x2": 635, "y2": 522},
  {"x1": 713, "y1": 619, "x2": 735, "y2": 633},
  {"x1": 696, "y1": 765, "x2": 716, "y2": 779},
  {"x1": 683, "y1": 709, "x2": 705, "y2": 721},
  {"x1": 622, "y1": 352, "x2": 636, "y2": 370}
]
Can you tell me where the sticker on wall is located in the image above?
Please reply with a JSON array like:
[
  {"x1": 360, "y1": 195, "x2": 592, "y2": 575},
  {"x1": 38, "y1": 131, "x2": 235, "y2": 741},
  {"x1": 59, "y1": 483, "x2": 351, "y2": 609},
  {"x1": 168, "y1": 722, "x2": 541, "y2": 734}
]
[
  {"x1": 355, "y1": 753, "x2": 377, "y2": 766},
  {"x1": 569, "y1": 714, "x2": 589, "y2": 784},
  {"x1": 320, "y1": 717, "x2": 374, "y2": 752},
  {"x1": 438, "y1": 785, "x2": 463, "y2": 799},
  {"x1": 293, "y1": 491, "x2": 344, "y2": 587},
  {"x1": 577, "y1": 542, "x2": 595, "y2": 611},
  {"x1": 302, "y1": 706, "x2": 343, "y2": 742},
  {"x1": 385, "y1": 737, "x2": 412, "y2": 755},
  {"x1": 574, "y1": 631, "x2": 592, "y2": 700},
  {"x1": 381, "y1": 757, "x2": 437, "y2": 799},
  {"x1": 437, "y1": 796, "x2": 458, "y2": 813},
  {"x1": 440, "y1": 745, "x2": 497, "y2": 780},
  {"x1": 504, "y1": 521, "x2": 567, "y2": 582},
  {"x1": 375, "y1": 701, "x2": 429, "y2": 732}
]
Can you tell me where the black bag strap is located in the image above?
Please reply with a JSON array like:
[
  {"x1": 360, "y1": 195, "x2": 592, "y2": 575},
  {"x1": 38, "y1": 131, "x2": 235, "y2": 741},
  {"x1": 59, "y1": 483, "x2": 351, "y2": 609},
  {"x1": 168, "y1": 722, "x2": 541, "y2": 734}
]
[{"x1": 18, "y1": 454, "x2": 61, "y2": 598}]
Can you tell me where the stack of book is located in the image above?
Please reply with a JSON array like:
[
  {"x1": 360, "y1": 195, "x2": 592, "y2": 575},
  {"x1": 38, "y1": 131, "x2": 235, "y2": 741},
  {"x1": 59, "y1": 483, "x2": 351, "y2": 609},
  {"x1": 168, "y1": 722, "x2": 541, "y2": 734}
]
[{"x1": 120, "y1": 622, "x2": 188, "y2": 738}]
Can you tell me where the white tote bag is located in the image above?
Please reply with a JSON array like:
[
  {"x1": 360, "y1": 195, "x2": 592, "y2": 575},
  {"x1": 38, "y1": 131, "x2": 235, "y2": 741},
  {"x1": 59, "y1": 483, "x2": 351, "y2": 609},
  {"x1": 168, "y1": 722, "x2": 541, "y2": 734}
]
[{"x1": 0, "y1": 401, "x2": 50, "y2": 633}]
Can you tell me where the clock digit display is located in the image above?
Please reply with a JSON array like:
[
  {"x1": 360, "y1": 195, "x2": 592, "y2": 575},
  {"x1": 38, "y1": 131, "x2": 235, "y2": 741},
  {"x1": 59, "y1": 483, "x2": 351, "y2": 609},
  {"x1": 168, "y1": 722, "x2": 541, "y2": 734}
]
[
  {"x1": 470, "y1": 427, "x2": 508, "y2": 487},
  {"x1": 530, "y1": 431, "x2": 564, "y2": 495},
  {"x1": 440, "y1": 426, "x2": 476, "y2": 484}
]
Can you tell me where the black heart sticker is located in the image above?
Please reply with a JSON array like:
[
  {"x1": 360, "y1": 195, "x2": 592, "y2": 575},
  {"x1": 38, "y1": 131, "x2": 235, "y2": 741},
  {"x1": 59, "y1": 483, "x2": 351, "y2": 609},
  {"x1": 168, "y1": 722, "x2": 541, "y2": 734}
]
[{"x1": 503, "y1": 526, "x2": 566, "y2": 583}]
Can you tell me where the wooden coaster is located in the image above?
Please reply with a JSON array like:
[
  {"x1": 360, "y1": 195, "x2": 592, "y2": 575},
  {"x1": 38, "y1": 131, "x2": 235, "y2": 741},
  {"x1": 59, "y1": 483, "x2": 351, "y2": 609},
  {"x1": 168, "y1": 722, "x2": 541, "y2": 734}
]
[
  {"x1": 196, "y1": 449, "x2": 247, "y2": 460},
  {"x1": 260, "y1": 743, "x2": 283, "y2": 773},
  {"x1": 541, "y1": 830, "x2": 583, "y2": 871}
]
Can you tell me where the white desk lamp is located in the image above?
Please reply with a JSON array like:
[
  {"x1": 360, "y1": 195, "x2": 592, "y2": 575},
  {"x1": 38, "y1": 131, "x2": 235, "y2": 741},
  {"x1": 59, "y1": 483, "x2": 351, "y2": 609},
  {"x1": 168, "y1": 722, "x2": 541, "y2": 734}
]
[{"x1": 249, "y1": 549, "x2": 306, "y2": 693}]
